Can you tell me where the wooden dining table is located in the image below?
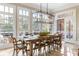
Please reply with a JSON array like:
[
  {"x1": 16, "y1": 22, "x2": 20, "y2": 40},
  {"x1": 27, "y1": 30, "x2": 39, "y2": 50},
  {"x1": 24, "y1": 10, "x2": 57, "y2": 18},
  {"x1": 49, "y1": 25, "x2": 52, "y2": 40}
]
[
  {"x1": 20, "y1": 34, "x2": 55, "y2": 56},
  {"x1": 22, "y1": 35, "x2": 39, "y2": 56}
]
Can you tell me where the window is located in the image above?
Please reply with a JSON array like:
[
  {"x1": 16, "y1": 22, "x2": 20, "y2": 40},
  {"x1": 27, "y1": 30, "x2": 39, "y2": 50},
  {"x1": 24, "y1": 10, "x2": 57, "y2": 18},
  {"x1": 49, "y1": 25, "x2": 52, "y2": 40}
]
[
  {"x1": 2, "y1": 15, "x2": 14, "y2": 32},
  {"x1": 32, "y1": 10, "x2": 42, "y2": 33},
  {"x1": 19, "y1": 9, "x2": 29, "y2": 16},
  {"x1": 18, "y1": 7, "x2": 29, "y2": 37},
  {"x1": 32, "y1": 18, "x2": 41, "y2": 32},
  {"x1": 0, "y1": 4, "x2": 15, "y2": 36},
  {"x1": 5, "y1": 6, "x2": 9, "y2": 12},
  {"x1": 9, "y1": 7, "x2": 13, "y2": 13},
  {"x1": 0, "y1": 5, "x2": 4, "y2": 11}
]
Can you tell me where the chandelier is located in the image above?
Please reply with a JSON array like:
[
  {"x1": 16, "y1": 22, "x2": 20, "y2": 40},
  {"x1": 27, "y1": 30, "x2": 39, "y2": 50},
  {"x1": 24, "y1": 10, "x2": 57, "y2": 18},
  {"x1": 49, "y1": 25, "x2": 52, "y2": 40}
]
[{"x1": 33, "y1": 3, "x2": 54, "y2": 24}]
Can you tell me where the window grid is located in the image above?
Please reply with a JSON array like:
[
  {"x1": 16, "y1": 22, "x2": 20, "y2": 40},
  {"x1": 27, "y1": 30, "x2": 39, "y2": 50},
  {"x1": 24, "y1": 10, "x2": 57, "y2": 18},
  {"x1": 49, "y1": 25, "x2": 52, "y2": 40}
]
[
  {"x1": 0, "y1": 4, "x2": 15, "y2": 34},
  {"x1": 18, "y1": 7, "x2": 30, "y2": 37}
]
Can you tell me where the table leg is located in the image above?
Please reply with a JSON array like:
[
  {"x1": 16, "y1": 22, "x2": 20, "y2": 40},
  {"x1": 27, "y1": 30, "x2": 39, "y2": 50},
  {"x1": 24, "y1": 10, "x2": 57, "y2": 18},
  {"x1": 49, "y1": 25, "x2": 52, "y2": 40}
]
[{"x1": 29, "y1": 42, "x2": 32, "y2": 56}]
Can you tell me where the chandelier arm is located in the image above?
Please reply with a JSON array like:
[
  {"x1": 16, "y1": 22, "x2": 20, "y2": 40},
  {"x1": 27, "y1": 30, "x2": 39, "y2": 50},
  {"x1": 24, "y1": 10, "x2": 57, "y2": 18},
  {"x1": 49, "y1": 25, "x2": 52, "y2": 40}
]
[{"x1": 47, "y1": 3, "x2": 48, "y2": 14}]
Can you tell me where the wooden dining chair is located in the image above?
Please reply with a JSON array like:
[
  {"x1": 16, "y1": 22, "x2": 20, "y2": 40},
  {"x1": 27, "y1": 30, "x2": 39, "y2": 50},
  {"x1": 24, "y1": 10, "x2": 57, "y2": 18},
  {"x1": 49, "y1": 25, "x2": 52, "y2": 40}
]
[
  {"x1": 24, "y1": 39, "x2": 40, "y2": 56},
  {"x1": 53, "y1": 34, "x2": 62, "y2": 49},
  {"x1": 78, "y1": 48, "x2": 79, "y2": 56},
  {"x1": 11, "y1": 37, "x2": 27, "y2": 56},
  {"x1": 43, "y1": 36, "x2": 51, "y2": 54},
  {"x1": 39, "y1": 36, "x2": 48, "y2": 56},
  {"x1": 48, "y1": 35, "x2": 54, "y2": 51},
  {"x1": 32, "y1": 39, "x2": 40, "y2": 56}
]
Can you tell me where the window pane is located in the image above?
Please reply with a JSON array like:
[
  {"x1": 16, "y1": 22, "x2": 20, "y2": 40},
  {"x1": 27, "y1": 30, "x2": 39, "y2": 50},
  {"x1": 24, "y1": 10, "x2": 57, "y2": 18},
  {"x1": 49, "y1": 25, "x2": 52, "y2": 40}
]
[
  {"x1": 5, "y1": 6, "x2": 9, "y2": 12},
  {"x1": 42, "y1": 24, "x2": 49, "y2": 32},
  {"x1": 19, "y1": 17, "x2": 28, "y2": 31},
  {"x1": 18, "y1": 8, "x2": 29, "y2": 37},
  {"x1": 26, "y1": 11, "x2": 29, "y2": 16},
  {"x1": 2, "y1": 15, "x2": 14, "y2": 32},
  {"x1": 5, "y1": 15, "x2": 8, "y2": 20},
  {"x1": 19, "y1": 9, "x2": 22, "y2": 15},
  {"x1": 0, "y1": 5, "x2": 4, "y2": 11},
  {"x1": 23, "y1": 10, "x2": 26, "y2": 15},
  {"x1": 7, "y1": 15, "x2": 13, "y2": 24},
  {"x1": 9, "y1": 7, "x2": 13, "y2": 13},
  {"x1": 33, "y1": 13, "x2": 37, "y2": 18},
  {"x1": 0, "y1": 14, "x2": 4, "y2": 24},
  {"x1": 0, "y1": 14, "x2": 3, "y2": 19},
  {"x1": 4, "y1": 15, "x2": 9, "y2": 24}
]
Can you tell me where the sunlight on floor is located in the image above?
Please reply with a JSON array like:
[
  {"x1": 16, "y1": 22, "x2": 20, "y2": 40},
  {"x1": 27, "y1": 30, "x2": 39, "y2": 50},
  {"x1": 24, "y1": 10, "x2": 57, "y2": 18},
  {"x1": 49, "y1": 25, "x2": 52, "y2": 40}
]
[{"x1": 0, "y1": 42, "x2": 78, "y2": 56}]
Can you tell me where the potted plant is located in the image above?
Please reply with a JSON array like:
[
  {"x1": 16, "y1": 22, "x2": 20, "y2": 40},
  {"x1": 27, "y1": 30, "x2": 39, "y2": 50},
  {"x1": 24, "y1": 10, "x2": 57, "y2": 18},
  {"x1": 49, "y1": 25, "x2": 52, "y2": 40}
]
[{"x1": 39, "y1": 32, "x2": 50, "y2": 36}]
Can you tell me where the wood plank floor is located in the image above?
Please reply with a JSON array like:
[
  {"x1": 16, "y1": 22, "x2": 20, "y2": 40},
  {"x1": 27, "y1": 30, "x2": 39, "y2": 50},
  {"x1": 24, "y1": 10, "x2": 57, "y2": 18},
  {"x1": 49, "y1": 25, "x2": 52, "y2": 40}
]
[{"x1": 0, "y1": 42, "x2": 78, "y2": 56}]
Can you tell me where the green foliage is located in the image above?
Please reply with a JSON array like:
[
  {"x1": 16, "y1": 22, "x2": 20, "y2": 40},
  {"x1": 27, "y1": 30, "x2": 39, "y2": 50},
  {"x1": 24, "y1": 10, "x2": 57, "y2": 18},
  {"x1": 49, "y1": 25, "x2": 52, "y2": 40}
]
[
  {"x1": 39, "y1": 32, "x2": 50, "y2": 36},
  {"x1": 2, "y1": 23, "x2": 13, "y2": 32}
]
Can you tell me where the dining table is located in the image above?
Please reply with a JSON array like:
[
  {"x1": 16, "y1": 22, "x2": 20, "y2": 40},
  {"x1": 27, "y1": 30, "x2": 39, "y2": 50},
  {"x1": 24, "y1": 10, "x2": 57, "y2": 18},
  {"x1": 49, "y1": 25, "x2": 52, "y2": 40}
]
[
  {"x1": 18, "y1": 34, "x2": 54, "y2": 56},
  {"x1": 22, "y1": 35, "x2": 39, "y2": 56}
]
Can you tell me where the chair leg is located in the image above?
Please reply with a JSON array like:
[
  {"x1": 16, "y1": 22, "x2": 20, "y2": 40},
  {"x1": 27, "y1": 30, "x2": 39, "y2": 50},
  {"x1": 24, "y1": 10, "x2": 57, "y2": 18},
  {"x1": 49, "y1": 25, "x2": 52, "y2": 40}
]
[
  {"x1": 13, "y1": 49, "x2": 15, "y2": 56},
  {"x1": 48, "y1": 45, "x2": 51, "y2": 53},
  {"x1": 16, "y1": 50, "x2": 18, "y2": 56},
  {"x1": 37, "y1": 49, "x2": 39, "y2": 56},
  {"x1": 44, "y1": 46, "x2": 47, "y2": 56},
  {"x1": 60, "y1": 43, "x2": 62, "y2": 48},
  {"x1": 39, "y1": 47, "x2": 43, "y2": 56},
  {"x1": 22, "y1": 49, "x2": 25, "y2": 56},
  {"x1": 53, "y1": 44, "x2": 56, "y2": 50},
  {"x1": 52, "y1": 43, "x2": 54, "y2": 50},
  {"x1": 16, "y1": 49, "x2": 20, "y2": 56},
  {"x1": 25, "y1": 49, "x2": 28, "y2": 56},
  {"x1": 45, "y1": 46, "x2": 48, "y2": 56},
  {"x1": 38, "y1": 48, "x2": 41, "y2": 56},
  {"x1": 57, "y1": 44, "x2": 59, "y2": 50},
  {"x1": 40, "y1": 48, "x2": 43, "y2": 56},
  {"x1": 35, "y1": 49, "x2": 38, "y2": 56},
  {"x1": 33, "y1": 50, "x2": 36, "y2": 56}
]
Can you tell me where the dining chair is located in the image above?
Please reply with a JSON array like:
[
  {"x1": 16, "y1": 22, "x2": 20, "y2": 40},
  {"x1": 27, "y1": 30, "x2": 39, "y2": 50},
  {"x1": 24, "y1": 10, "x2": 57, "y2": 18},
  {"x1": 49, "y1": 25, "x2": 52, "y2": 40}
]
[
  {"x1": 39, "y1": 36, "x2": 48, "y2": 56},
  {"x1": 24, "y1": 39, "x2": 40, "y2": 56},
  {"x1": 32, "y1": 39, "x2": 40, "y2": 56},
  {"x1": 48, "y1": 35, "x2": 54, "y2": 51},
  {"x1": 78, "y1": 48, "x2": 79, "y2": 56},
  {"x1": 53, "y1": 34, "x2": 62, "y2": 49},
  {"x1": 11, "y1": 37, "x2": 27, "y2": 56}
]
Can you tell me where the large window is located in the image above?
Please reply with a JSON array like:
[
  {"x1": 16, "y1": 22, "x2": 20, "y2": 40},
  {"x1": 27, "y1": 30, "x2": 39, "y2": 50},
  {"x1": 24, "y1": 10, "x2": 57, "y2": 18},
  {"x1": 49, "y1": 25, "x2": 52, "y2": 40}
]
[
  {"x1": 0, "y1": 4, "x2": 15, "y2": 36},
  {"x1": 17, "y1": 7, "x2": 30, "y2": 37},
  {"x1": 32, "y1": 11, "x2": 42, "y2": 33},
  {"x1": 0, "y1": 4, "x2": 15, "y2": 49}
]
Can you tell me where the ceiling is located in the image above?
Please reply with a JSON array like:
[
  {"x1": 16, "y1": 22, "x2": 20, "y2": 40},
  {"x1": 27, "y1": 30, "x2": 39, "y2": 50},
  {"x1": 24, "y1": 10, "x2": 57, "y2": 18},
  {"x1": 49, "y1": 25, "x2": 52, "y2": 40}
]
[{"x1": 20, "y1": 3, "x2": 79, "y2": 13}]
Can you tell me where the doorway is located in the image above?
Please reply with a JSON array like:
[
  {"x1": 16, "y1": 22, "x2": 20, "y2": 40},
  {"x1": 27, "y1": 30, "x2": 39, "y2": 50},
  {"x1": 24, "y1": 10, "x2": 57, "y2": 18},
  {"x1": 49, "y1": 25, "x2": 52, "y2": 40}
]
[{"x1": 57, "y1": 19, "x2": 64, "y2": 33}]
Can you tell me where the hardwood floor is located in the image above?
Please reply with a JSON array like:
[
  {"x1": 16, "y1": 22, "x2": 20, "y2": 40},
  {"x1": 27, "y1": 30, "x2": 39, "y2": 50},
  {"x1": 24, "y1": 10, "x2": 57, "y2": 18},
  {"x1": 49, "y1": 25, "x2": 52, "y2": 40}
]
[{"x1": 0, "y1": 42, "x2": 78, "y2": 56}]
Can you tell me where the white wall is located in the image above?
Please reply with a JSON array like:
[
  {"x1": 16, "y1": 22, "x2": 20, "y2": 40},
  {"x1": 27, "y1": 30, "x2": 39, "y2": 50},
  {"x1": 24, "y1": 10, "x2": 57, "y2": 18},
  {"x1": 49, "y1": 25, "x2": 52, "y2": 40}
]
[
  {"x1": 76, "y1": 7, "x2": 79, "y2": 41},
  {"x1": 54, "y1": 8, "x2": 77, "y2": 43}
]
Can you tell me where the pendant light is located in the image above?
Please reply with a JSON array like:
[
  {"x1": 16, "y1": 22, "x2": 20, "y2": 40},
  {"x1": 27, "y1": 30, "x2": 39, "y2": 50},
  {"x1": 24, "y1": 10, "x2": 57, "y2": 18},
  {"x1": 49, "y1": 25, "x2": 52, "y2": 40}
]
[
  {"x1": 36, "y1": 3, "x2": 43, "y2": 23},
  {"x1": 46, "y1": 3, "x2": 52, "y2": 19},
  {"x1": 46, "y1": 3, "x2": 52, "y2": 24},
  {"x1": 34, "y1": 3, "x2": 54, "y2": 24}
]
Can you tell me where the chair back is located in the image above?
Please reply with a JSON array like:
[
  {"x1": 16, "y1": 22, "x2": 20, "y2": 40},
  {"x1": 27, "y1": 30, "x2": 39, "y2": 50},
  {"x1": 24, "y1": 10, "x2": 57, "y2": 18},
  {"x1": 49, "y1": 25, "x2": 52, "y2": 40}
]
[
  {"x1": 10, "y1": 37, "x2": 22, "y2": 46},
  {"x1": 54, "y1": 35, "x2": 61, "y2": 40},
  {"x1": 11, "y1": 37, "x2": 17, "y2": 44},
  {"x1": 49, "y1": 35, "x2": 54, "y2": 42}
]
